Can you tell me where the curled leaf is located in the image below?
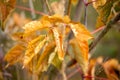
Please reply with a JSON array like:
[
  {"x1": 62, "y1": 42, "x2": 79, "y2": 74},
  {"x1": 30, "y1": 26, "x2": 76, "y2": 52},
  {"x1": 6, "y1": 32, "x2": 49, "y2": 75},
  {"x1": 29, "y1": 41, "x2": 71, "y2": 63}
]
[{"x1": 52, "y1": 27, "x2": 64, "y2": 60}]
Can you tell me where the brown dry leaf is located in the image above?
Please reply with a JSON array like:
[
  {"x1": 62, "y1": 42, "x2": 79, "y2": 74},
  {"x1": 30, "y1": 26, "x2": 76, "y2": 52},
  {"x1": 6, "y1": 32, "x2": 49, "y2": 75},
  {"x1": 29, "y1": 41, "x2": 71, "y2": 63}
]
[
  {"x1": 52, "y1": 27, "x2": 64, "y2": 60},
  {"x1": 92, "y1": 0, "x2": 119, "y2": 28},
  {"x1": 4, "y1": 44, "x2": 25, "y2": 67},
  {"x1": 103, "y1": 59, "x2": 120, "y2": 80},
  {"x1": 0, "y1": 0, "x2": 16, "y2": 30}
]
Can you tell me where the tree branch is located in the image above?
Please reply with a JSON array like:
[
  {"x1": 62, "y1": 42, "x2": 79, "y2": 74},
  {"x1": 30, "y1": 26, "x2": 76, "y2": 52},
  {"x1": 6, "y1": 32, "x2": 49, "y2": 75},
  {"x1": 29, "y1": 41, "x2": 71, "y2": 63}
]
[{"x1": 89, "y1": 12, "x2": 120, "y2": 52}]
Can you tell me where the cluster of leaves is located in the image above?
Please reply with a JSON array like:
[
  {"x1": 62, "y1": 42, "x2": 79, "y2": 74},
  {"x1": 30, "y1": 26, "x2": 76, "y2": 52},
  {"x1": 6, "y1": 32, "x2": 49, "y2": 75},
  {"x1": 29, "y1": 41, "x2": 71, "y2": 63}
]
[
  {"x1": 1, "y1": 0, "x2": 120, "y2": 79},
  {"x1": 86, "y1": 57, "x2": 120, "y2": 80},
  {"x1": 4, "y1": 14, "x2": 92, "y2": 75}
]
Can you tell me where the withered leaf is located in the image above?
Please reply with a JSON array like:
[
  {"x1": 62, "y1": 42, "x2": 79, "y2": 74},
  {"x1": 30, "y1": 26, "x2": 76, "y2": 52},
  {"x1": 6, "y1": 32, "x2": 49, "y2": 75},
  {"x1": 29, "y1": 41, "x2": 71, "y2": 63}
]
[{"x1": 93, "y1": 0, "x2": 119, "y2": 27}]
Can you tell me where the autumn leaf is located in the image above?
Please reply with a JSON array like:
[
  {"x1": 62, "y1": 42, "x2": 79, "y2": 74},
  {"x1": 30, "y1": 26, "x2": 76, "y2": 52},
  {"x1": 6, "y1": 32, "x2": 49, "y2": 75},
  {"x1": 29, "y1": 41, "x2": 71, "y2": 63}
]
[
  {"x1": 5, "y1": 14, "x2": 92, "y2": 75},
  {"x1": 69, "y1": 23, "x2": 92, "y2": 74},
  {"x1": 92, "y1": 0, "x2": 120, "y2": 27},
  {"x1": 40, "y1": 14, "x2": 70, "y2": 24},
  {"x1": 23, "y1": 35, "x2": 45, "y2": 67},
  {"x1": 103, "y1": 59, "x2": 120, "y2": 80},
  {"x1": 52, "y1": 27, "x2": 64, "y2": 60},
  {"x1": 70, "y1": 39, "x2": 88, "y2": 74},
  {"x1": 0, "y1": 0, "x2": 16, "y2": 30},
  {"x1": 4, "y1": 44, "x2": 25, "y2": 67},
  {"x1": 35, "y1": 42, "x2": 56, "y2": 74},
  {"x1": 70, "y1": 23, "x2": 92, "y2": 61},
  {"x1": 92, "y1": 0, "x2": 106, "y2": 9},
  {"x1": 23, "y1": 21, "x2": 49, "y2": 37}
]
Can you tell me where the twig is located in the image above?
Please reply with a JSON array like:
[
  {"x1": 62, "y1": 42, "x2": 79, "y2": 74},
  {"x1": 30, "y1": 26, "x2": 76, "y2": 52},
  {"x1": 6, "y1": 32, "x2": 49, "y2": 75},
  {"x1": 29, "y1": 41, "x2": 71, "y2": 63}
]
[
  {"x1": 83, "y1": 0, "x2": 88, "y2": 27},
  {"x1": 91, "y1": 26, "x2": 105, "y2": 34},
  {"x1": 44, "y1": 0, "x2": 52, "y2": 15},
  {"x1": 89, "y1": 12, "x2": 120, "y2": 52},
  {"x1": 29, "y1": 0, "x2": 36, "y2": 19},
  {"x1": 67, "y1": 66, "x2": 108, "y2": 80},
  {"x1": 67, "y1": 0, "x2": 72, "y2": 16},
  {"x1": 73, "y1": 0, "x2": 82, "y2": 21},
  {"x1": 16, "y1": 5, "x2": 47, "y2": 16}
]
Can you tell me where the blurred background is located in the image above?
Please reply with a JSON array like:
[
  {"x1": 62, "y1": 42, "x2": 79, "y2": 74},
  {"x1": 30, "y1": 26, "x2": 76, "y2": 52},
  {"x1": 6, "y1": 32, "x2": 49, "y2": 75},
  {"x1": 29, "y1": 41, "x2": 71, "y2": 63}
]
[{"x1": 0, "y1": 0, "x2": 120, "y2": 80}]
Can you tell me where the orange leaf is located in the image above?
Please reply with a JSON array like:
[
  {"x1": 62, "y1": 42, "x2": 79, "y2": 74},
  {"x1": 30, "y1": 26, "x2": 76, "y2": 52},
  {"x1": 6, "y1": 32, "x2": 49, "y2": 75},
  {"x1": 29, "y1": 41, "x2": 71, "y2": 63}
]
[
  {"x1": 23, "y1": 35, "x2": 45, "y2": 67},
  {"x1": 70, "y1": 23, "x2": 92, "y2": 61},
  {"x1": 4, "y1": 44, "x2": 25, "y2": 67},
  {"x1": 36, "y1": 42, "x2": 56, "y2": 73},
  {"x1": 52, "y1": 27, "x2": 64, "y2": 60}
]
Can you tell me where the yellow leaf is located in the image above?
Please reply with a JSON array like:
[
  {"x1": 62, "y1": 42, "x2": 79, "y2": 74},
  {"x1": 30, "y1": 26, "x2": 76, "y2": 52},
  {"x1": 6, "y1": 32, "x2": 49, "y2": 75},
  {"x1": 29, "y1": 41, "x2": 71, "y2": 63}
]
[
  {"x1": 70, "y1": 39, "x2": 88, "y2": 74},
  {"x1": 48, "y1": 47, "x2": 57, "y2": 64},
  {"x1": 4, "y1": 44, "x2": 25, "y2": 67},
  {"x1": 23, "y1": 35, "x2": 45, "y2": 67},
  {"x1": 52, "y1": 27, "x2": 64, "y2": 60},
  {"x1": 23, "y1": 21, "x2": 48, "y2": 37},
  {"x1": 96, "y1": 16, "x2": 105, "y2": 28},
  {"x1": 92, "y1": 0, "x2": 117, "y2": 27},
  {"x1": 103, "y1": 59, "x2": 120, "y2": 80},
  {"x1": 92, "y1": 0, "x2": 106, "y2": 9},
  {"x1": 34, "y1": 38, "x2": 46, "y2": 54},
  {"x1": 41, "y1": 14, "x2": 70, "y2": 24},
  {"x1": 70, "y1": 23, "x2": 92, "y2": 73},
  {"x1": 36, "y1": 42, "x2": 56, "y2": 73}
]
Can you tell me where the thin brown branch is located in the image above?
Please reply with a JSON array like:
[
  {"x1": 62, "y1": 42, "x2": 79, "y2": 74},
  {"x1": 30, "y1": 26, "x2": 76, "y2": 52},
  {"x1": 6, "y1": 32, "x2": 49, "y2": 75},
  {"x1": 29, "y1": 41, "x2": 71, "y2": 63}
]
[
  {"x1": 67, "y1": 0, "x2": 72, "y2": 16},
  {"x1": 89, "y1": 12, "x2": 120, "y2": 52},
  {"x1": 16, "y1": 5, "x2": 48, "y2": 16}
]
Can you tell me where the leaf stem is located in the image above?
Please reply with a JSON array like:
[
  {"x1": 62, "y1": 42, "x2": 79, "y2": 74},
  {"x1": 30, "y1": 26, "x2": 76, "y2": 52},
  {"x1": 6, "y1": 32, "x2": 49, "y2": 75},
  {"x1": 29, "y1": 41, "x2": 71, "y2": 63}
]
[{"x1": 89, "y1": 12, "x2": 120, "y2": 52}]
